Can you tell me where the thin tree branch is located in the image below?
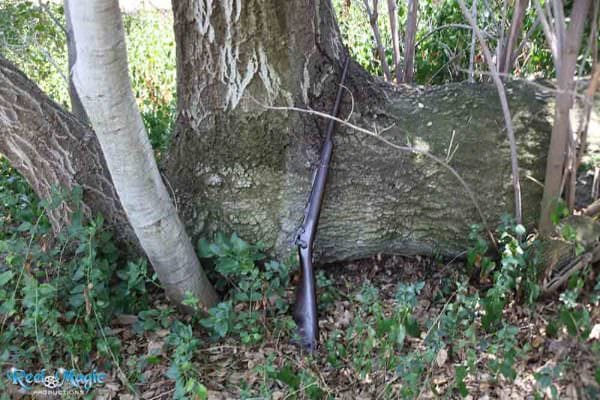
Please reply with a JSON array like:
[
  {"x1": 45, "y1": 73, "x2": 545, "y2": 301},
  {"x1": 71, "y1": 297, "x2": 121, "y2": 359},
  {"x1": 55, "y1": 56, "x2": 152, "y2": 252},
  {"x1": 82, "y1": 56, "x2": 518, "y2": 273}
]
[
  {"x1": 468, "y1": 1, "x2": 478, "y2": 83},
  {"x1": 501, "y1": 0, "x2": 529, "y2": 74},
  {"x1": 458, "y1": 0, "x2": 523, "y2": 225},
  {"x1": 534, "y1": 0, "x2": 560, "y2": 72},
  {"x1": 401, "y1": 0, "x2": 419, "y2": 83},
  {"x1": 362, "y1": 0, "x2": 392, "y2": 81},
  {"x1": 415, "y1": 24, "x2": 493, "y2": 49}
]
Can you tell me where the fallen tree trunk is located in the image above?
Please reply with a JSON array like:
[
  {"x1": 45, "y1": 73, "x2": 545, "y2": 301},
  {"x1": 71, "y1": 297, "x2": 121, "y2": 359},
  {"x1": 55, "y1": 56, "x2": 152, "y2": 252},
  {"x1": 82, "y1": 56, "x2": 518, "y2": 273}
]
[
  {"x1": 1, "y1": 51, "x2": 552, "y2": 264},
  {"x1": 0, "y1": 56, "x2": 135, "y2": 246},
  {"x1": 0, "y1": 0, "x2": 556, "y2": 266},
  {"x1": 166, "y1": 0, "x2": 552, "y2": 263}
]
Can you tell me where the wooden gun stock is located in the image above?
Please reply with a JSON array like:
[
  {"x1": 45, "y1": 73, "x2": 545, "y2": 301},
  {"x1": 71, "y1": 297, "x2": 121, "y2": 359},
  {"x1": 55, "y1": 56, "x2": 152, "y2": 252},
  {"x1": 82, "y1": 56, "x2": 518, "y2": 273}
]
[{"x1": 293, "y1": 58, "x2": 350, "y2": 352}]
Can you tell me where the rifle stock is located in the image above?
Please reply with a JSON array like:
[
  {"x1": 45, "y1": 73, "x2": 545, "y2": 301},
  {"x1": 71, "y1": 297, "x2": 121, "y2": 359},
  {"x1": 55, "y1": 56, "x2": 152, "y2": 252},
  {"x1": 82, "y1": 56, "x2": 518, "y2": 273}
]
[{"x1": 293, "y1": 58, "x2": 350, "y2": 352}]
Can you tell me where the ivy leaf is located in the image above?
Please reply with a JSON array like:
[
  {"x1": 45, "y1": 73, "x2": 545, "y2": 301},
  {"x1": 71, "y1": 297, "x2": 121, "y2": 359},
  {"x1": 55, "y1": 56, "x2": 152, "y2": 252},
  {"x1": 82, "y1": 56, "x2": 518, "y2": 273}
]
[{"x1": 0, "y1": 270, "x2": 14, "y2": 287}]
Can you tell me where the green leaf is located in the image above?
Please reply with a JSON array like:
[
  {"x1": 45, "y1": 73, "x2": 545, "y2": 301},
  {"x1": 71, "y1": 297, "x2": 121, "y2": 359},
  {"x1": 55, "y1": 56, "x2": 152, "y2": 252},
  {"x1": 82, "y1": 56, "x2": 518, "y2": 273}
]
[
  {"x1": 197, "y1": 239, "x2": 213, "y2": 258},
  {"x1": 559, "y1": 308, "x2": 578, "y2": 336},
  {"x1": 395, "y1": 323, "x2": 406, "y2": 346},
  {"x1": 230, "y1": 233, "x2": 249, "y2": 253},
  {"x1": 514, "y1": 224, "x2": 526, "y2": 236},
  {"x1": 275, "y1": 365, "x2": 300, "y2": 389},
  {"x1": 545, "y1": 320, "x2": 559, "y2": 338},
  {"x1": 406, "y1": 316, "x2": 420, "y2": 337},
  {"x1": 455, "y1": 366, "x2": 469, "y2": 397},
  {"x1": 194, "y1": 382, "x2": 208, "y2": 400},
  {"x1": 16, "y1": 221, "x2": 31, "y2": 232},
  {"x1": 0, "y1": 270, "x2": 14, "y2": 287}
]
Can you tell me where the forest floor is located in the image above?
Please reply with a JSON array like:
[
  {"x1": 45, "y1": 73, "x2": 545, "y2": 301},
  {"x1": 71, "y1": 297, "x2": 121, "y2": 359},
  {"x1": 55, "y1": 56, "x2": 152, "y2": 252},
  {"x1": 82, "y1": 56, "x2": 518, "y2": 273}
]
[{"x1": 93, "y1": 255, "x2": 599, "y2": 400}]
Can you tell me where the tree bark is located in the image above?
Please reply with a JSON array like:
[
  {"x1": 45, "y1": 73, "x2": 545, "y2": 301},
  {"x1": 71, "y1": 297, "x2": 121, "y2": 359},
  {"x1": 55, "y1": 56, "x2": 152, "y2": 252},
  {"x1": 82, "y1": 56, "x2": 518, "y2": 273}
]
[
  {"x1": 0, "y1": 0, "x2": 556, "y2": 271},
  {"x1": 166, "y1": 0, "x2": 552, "y2": 263},
  {"x1": 499, "y1": 0, "x2": 529, "y2": 75},
  {"x1": 401, "y1": 0, "x2": 419, "y2": 83},
  {"x1": 0, "y1": 56, "x2": 133, "y2": 244},
  {"x1": 64, "y1": 0, "x2": 89, "y2": 125},
  {"x1": 363, "y1": 0, "x2": 392, "y2": 82},
  {"x1": 387, "y1": 0, "x2": 402, "y2": 83},
  {"x1": 539, "y1": 0, "x2": 591, "y2": 235},
  {"x1": 68, "y1": 0, "x2": 217, "y2": 308}
]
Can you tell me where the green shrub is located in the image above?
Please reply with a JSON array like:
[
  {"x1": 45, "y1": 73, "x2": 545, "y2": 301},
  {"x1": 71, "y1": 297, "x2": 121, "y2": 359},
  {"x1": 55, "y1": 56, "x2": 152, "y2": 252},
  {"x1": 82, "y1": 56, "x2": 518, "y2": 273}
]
[{"x1": 196, "y1": 233, "x2": 293, "y2": 344}]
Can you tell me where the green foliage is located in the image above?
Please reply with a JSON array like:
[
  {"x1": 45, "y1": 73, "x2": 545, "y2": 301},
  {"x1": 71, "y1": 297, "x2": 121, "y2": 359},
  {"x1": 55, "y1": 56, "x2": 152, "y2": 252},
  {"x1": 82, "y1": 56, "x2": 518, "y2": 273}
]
[
  {"x1": 467, "y1": 217, "x2": 541, "y2": 332},
  {"x1": 166, "y1": 320, "x2": 208, "y2": 400},
  {"x1": 333, "y1": 0, "x2": 565, "y2": 84},
  {"x1": 197, "y1": 233, "x2": 292, "y2": 344},
  {"x1": 0, "y1": 1, "x2": 68, "y2": 106},
  {"x1": 551, "y1": 199, "x2": 570, "y2": 226},
  {"x1": 0, "y1": 161, "x2": 155, "y2": 381},
  {"x1": 1, "y1": 3, "x2": 176, "y2": 151},
  {"x1": 123, "y1": 10, "x2": 176, "y2": 152}
]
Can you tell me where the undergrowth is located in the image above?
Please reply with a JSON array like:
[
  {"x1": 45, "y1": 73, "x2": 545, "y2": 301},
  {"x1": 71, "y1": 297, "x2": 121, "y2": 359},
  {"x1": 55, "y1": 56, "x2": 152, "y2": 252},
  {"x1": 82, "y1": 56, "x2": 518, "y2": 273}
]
[{"x1": 1, "y1": 159, "x2": 599, "y2": 399}]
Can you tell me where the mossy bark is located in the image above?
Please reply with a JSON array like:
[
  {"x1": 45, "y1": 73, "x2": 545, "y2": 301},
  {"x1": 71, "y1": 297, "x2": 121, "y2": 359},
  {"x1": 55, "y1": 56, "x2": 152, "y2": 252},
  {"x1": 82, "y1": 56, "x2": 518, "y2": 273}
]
[{"x1": 166, "y1": 0, "x2": 552, "y2": 262}]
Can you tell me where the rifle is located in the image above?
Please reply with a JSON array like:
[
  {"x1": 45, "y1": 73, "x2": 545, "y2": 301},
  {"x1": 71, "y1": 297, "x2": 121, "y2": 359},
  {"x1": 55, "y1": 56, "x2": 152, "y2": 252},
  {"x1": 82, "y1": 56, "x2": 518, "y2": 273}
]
[{"x1": 293, "y1": 57, "x2": 350, "y2": 352}]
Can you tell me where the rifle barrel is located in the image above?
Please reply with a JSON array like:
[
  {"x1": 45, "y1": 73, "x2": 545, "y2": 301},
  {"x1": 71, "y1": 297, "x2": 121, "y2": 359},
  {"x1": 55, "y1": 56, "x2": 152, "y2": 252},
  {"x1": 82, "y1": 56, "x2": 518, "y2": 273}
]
[{"x1": 293, "y1": 57, "x2": 350, "y2": 352}]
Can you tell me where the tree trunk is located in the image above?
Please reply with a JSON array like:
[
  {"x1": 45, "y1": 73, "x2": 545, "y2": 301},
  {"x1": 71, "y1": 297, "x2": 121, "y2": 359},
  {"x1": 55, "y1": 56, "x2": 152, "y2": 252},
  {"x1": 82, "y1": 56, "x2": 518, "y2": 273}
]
[
  {"x1": 166, "y1": 0, "x2": 551, "y2": 263},
  {"x1": 0, "y1": 56, "x2": 133, "y2": 244},
  {"x1": 68, "y1": 0, "x2": 217, "y2": 308},
  {"x1": 64, "y1": 0, "x2": 89, "y2": 125},
  {"x1": 387, "y1": 0, "x2": 402, "y2": 83},
  {"x1": 401, "y1": 0, "x2": 419, "y2": 83},
  {"x1": 499, "y1": 0, "x2": 529, "y2": 75},
  {"x1": 363, "y1": 0, "x2": 392, "y2": 82},
  {"x1": 539, "y1": 0, "x2": 591, "y2": 235}
]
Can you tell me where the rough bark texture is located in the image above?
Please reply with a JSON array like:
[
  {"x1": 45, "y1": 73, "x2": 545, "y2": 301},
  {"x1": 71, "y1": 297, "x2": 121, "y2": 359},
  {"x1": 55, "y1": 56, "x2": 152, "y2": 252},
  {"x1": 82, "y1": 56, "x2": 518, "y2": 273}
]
[
  {"x1": 166, "y1": 0, "x2": 552, "y2": 263},
  {"x1": 0, "y1": 56, "x2": 133, "y2": 243}
]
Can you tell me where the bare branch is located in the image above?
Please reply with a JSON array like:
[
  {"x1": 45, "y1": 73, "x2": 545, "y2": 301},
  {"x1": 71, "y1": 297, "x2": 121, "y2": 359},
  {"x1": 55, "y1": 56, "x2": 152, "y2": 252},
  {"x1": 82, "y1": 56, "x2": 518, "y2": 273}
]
[
  {"x1": 468, "y1": 1, "x2": 478, "y2": 83},
  {"x1": 362, "y1": 0, "x2": 392, "y2": 82},
  {"x1": 539, "y1": 0, "x2": 592, "y2": 234},
  {"x1": 415, "y1": 24, "x2": 493, "y2": 49},
  {"x1": 501, "y1": 0, "x2": 529, "y2": 74},
  {"x1": 534, "y1": 0, "x2": 560, "y2": 71},
  {"x1": 458, "y1": 0, "x2": 523, "y2": 224}
]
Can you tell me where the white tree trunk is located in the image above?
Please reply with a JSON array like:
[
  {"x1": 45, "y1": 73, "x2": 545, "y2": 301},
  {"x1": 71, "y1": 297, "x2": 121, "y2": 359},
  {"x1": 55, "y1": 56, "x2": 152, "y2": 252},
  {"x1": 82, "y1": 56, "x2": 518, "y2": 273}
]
[{"x1": 67, "y1": 0, "x2": 217, "y2": 308}]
